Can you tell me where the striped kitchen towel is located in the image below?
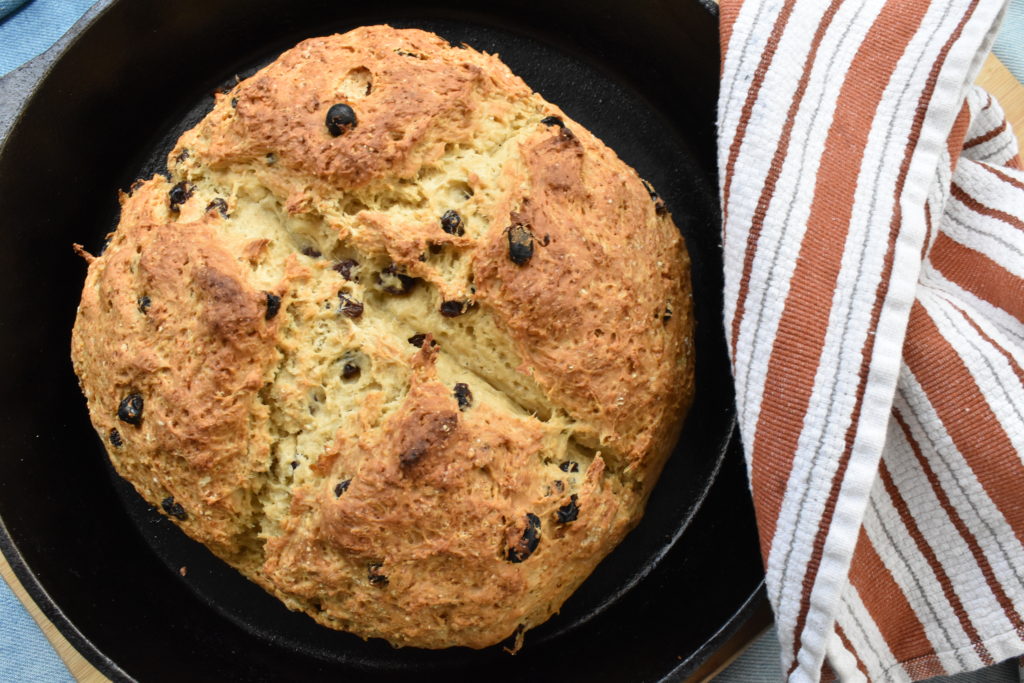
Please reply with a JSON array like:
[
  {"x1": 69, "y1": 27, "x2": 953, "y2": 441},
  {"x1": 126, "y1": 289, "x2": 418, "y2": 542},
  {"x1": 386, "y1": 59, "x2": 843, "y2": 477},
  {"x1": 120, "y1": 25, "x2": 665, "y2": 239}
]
[{"x1": 718, "y1": 0, "x2": 1024, "y2": 681}]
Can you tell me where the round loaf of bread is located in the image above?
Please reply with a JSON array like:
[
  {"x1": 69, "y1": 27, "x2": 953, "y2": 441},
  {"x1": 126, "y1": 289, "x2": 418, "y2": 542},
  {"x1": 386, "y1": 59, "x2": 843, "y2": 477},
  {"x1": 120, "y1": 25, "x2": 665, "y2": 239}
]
[{"x1": 70, "y1": 25, "x2": 694, "y2": 650}]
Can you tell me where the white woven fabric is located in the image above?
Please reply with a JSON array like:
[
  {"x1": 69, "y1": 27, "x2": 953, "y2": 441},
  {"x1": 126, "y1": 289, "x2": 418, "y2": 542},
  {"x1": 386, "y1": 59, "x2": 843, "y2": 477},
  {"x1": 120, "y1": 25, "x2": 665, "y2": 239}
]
[{"x1": 718, "y1": 0, "x2": 1024, "y2": 679}]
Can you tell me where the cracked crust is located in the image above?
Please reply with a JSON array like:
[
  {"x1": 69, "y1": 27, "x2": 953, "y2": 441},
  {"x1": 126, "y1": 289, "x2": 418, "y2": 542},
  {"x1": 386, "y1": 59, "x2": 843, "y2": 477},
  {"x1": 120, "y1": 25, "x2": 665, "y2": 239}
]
[{"x1": 70, "y1": 25, "x2": 694, "y2": 650}]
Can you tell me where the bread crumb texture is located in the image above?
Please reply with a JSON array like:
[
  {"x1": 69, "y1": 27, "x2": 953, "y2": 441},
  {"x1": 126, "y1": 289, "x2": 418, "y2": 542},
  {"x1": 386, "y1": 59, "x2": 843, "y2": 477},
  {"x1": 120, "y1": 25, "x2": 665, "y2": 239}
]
[{"x1": 71, "y1": 25, "x2": 694, "y2": 650}]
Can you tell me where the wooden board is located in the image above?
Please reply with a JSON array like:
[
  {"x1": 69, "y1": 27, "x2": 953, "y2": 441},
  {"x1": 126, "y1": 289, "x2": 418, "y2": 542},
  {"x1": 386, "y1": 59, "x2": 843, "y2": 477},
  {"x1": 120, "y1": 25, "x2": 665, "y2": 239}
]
[
  {"x1": 2, "y1": 42, "x2": 1022, "y2": 683},
  {"x1": 980, "y1": 52, "x2": 1024, "y2": 135}
]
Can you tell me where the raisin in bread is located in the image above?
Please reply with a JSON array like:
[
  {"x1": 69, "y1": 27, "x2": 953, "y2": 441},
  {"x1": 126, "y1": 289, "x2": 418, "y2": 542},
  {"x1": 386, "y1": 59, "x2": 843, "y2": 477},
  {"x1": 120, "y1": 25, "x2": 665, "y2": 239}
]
[{"x1": 70, "y1": 24, "x2": 694, "y2": 650}]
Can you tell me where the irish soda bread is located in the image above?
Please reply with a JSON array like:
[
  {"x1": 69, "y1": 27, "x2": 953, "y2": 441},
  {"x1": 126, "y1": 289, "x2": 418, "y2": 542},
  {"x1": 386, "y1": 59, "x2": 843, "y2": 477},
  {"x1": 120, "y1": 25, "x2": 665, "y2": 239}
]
[{"x1": 71, "y1": 25, "x2": 694, "y2": 650}]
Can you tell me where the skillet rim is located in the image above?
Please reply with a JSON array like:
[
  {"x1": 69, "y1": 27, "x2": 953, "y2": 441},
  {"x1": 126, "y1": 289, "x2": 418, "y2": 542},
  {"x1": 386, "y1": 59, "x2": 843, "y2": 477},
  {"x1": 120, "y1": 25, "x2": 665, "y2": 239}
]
[{"x1": 0, "y1": 1, "x2": 766, "y2": 680}]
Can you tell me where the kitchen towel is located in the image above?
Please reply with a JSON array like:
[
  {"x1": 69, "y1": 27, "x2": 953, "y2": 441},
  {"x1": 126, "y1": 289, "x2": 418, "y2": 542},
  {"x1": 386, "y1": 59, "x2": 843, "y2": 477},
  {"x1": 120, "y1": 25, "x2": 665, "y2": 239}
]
[{"x1": 719, "y1": 0, "x2": 1024, "y2": 681}]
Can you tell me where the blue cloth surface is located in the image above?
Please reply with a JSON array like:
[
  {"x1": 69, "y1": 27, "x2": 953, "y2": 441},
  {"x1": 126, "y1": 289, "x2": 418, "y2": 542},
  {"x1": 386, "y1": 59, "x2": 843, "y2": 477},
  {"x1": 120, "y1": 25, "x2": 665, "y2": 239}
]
[
  {"x1": 0, "y1": 1, "x2": 30, "y2": 22},
  {"x1": 994, "y1": 0, "x2": 1024, "y2": 82},
  {"x1": 0, "y1": 1, "x2": 1021, "y2": 681},
  {"x1": 0, "y1": 0, "x2": 96, "y2": 76},
  {"x1": 0, "y1": 568, "x2": 73, "y2": 682}
]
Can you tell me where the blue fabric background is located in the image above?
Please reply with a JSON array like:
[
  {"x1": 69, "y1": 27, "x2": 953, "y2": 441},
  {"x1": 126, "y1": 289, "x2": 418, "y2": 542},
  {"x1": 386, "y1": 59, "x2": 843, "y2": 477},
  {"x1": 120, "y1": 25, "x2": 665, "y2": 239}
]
[
  {"x1": 0, "y1": 0, "x2": 29, "y2": 22},
  {"x1": 994, "y1": 0, "x2": 1024, "y2": 81},
  {"x1": 0, "y1": 571, "x2": 72, "y2": 682},
  {"x1": 0, "y1": 0, "x2": 97, "y2": 75},
  {"x1": 0, "y1": 0, "x2": 1020, "y2": 681}
]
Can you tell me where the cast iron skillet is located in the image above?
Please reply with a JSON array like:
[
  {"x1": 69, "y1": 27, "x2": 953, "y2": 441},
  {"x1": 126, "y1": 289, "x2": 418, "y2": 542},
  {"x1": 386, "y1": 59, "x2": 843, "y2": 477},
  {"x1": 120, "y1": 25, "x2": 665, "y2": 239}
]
[{"x1": 0, "y1": 0, "x2": 764, "y2": 680}]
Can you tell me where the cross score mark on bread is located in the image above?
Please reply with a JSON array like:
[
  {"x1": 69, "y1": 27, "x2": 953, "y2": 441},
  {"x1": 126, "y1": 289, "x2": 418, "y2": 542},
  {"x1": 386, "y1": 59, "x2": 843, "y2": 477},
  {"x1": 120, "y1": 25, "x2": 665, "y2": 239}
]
[{"x1": 70, "y1": 25, "x2": 694, "y2": 650}]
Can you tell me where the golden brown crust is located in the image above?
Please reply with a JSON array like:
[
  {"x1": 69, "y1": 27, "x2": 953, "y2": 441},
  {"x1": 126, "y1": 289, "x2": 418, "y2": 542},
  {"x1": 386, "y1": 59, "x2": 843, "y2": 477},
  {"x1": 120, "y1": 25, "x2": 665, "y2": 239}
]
[
  {"x1": 261, "y1": 345, "x2": 633, "y2": 648},
  {"x1": 71, "y1": 194, "x2": 279, "y2": 558},
  {"x1": 188, "y1": 26, "x2": 533, "y2": 192},
  {"x1": 473, "y1": 123, "x2": 692, "y2": 475},
  {"x1": 71, "y1": 25, "x2": 694, "y2": 650}
]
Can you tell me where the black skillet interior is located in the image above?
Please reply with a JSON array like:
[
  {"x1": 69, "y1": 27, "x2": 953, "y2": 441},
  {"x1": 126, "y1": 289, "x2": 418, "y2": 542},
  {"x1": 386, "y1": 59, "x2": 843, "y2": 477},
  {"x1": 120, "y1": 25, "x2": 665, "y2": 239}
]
[{"x1": 0, "y1": 0, "x2": 764, "y2": 681}]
